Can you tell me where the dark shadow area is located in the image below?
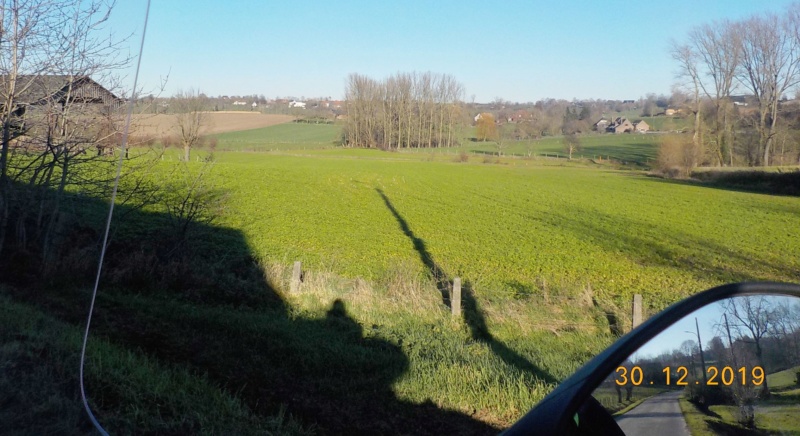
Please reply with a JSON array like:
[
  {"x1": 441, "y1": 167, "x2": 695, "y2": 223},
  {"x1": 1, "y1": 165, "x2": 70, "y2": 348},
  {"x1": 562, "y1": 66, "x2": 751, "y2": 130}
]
[
  {"x1": 688, "y1": 399, "x2": 723, "y2": 420},
  {"x1": 593, "y1": 297, "x2": 622, "y2": 336},
  {"x1": 376, "y1": 188, "x2": 451, "y2": 307},
  {"x1": 617, "y1": 412, "x2": 684, "y2": 419},
  {"x1": 535, "y1": 203, "x2": 787, "y2": 286},
  {"x1": 1, "y1": 182, "x2": 500, "y2": 434},
  {"x1": 376, "y1": 188, "x2": 559, "y2": 385},
  {"x1": 468, "y1": 149, "x2": 502, "y2": 157},
  {"x1": 643, "y1": 169, "x2": 800, "y2": 197},
  {"x1": 706, "y1": 420, "x2": 760, "y2": 436},
  {"x1": 505, "y1": 280, "x2": 535, "y2": 298}
]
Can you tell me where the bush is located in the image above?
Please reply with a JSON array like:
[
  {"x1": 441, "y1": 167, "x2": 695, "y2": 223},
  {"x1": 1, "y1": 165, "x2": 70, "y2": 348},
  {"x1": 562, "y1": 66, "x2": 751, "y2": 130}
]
[
  {"x1": 656, "y1": 134, "x2": 702, "y2": 178},
  {"x1": 161, "y1": 134, "x2": 178, "y2": 148},
  {"x1": 686, "y1": 382, "x2": 734, "y2": 407},
  {"x1": 453, "y1": 151, "x2": 469, "y2": 163}
]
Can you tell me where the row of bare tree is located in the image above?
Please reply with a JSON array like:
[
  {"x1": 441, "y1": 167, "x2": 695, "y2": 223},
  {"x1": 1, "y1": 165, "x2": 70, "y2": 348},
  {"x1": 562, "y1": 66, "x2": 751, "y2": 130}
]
[
  {"x1": 672, "y1": 2, "x2": 800, "y2": 167},
  {"x1": 342, "y1": 72, "x2": 465, "y2": 149}
]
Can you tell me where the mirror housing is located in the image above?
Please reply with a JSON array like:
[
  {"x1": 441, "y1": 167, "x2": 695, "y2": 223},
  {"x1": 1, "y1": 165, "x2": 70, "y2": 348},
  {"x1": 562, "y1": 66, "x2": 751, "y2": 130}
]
[{"x1": 503, "y1": 282, "x2": 800, "y2": 435}]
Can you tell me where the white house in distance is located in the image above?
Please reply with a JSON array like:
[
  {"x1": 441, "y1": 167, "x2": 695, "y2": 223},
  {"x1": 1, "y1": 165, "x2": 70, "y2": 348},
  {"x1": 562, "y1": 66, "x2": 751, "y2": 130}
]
[
  {"x1": 232, "y1": 101, "x2": 247, "y2": 106},
  {"x1": 289, "y1": 100, "x2": 306, "y2": 109}
]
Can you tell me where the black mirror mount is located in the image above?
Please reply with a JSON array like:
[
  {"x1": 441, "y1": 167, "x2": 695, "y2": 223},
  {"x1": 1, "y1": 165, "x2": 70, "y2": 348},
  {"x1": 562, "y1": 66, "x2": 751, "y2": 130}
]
[{"x1": 504, "y1": 282, "x2": 800, "y2": 435}]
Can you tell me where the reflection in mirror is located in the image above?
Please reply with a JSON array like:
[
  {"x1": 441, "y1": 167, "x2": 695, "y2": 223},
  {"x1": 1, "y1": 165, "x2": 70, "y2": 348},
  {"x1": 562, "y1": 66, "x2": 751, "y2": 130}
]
[{"x1": 587, "y1": 295, "x2": 800, "y2": 435}]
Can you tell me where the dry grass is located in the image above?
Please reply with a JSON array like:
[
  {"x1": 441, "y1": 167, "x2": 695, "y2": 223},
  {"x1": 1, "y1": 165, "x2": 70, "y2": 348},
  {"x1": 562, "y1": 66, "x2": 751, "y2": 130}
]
[
  {"x1": 260, "y1": 260, "x2": 606, "y2": 336},
  {"x1": 262, "y1": 260, "x2": 443, "y2": 323},
  {"x1": 130, "y1": 113, "x2": 295, "y2": 137}
]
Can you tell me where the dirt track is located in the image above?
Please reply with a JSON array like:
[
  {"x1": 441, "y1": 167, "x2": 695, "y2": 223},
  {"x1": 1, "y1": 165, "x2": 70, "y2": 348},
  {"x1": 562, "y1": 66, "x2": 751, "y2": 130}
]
[{"x1": 130, "y1": 113, "x2": 295, "y2": 137}]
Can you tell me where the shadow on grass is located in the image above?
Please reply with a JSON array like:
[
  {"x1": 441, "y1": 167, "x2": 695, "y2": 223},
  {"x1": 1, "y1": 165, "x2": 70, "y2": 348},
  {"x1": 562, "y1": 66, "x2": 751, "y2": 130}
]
[
  {"x1": 641, "y1": 170, "x2": 800, "y2": 198},
  {"x1": 538, "y1": 203, "x2": 781, "y2": 286},
  {"x1": 376, "y1": 188, "x2": 559, "y2": 385},
  {"x1": 2, "y1": 187, "x2": 500, "y2": 434},
  {"x1": 706, "y1": 420, "x2": 760, "y2": 436}
]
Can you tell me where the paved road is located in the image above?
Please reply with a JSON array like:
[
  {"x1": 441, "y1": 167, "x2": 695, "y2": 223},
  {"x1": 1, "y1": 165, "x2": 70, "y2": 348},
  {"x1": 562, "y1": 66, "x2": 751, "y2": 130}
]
[{"x1": 615, "y1": 390, "x2": 690, "y2": 436}]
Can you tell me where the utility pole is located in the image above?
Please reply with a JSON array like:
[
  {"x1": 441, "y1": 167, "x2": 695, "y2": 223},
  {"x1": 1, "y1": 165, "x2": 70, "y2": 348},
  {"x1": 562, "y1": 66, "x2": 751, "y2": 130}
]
[
  {"x1": 695, "y1": 317, "x2": 707, "y2": 382},
  {"x1": 724, "y1": 313, "x2": 738, "y2": 367}
]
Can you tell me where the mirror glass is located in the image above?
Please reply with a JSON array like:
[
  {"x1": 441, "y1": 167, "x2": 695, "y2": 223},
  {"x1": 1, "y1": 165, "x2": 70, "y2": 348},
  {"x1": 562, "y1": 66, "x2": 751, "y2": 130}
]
[{"x1": 587, "y1": 295, "x2": 800, "y2": 435}]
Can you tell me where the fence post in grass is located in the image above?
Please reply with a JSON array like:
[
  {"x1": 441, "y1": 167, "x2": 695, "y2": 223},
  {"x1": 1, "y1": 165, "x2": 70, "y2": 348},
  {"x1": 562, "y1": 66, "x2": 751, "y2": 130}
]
[
  {"x1": 632, "y1": 294, "x2": 643, "y2": 329},
  {"x1": 452, "y1": 277, "x2": 462, "y2": 317},
  {"x1": 290, "y1": 261, "x2": 302, "y2": 293}
]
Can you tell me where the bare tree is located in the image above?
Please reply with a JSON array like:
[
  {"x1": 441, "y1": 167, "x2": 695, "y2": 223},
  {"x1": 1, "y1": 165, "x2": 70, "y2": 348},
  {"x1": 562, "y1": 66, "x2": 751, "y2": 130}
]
[
  {"x1": 723, "y1": 296, "x2": 778, "y2": 397},
  {"x1": 343, "y1": 72, "x2": 464, "y2": 149},
  {"x1": 161, "y1": 160, "x2": 226, "y2": 251},
  {"x1": 0, "y1": 0, "x2": 130, "y2": 259},
  {"x1": 475, "y1": 113, "x2": 496, "y2": 142},
  {"x1": 172, "y1": 89, "x2": 210, "y2": 161},
  {"x1": 563, "y1": 133, "x2": 581, "y2": 160},
  {"x1": 737, "y1": 12, "x2": 800, "y2": 167},
  {"x1": 689, "y1": 20, "x2": 741, "y2": 166},
  {"x1": 671, "y1": 42, "x2": 704, "y2": 157}
]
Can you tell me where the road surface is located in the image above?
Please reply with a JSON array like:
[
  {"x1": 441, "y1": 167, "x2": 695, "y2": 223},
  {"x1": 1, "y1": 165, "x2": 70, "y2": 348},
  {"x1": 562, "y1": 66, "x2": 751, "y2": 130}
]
[{"x1": 615, "y1": 390, "x2": 690, "y2": 436}]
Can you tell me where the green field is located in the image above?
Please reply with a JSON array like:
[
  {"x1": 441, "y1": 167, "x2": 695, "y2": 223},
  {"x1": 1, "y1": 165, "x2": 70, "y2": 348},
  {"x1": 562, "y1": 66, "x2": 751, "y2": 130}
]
[
  {"x1": 4, "y1": 121, "x2": 800, "y2": 432},
  {"x1": 210, "y1": 149, "x2": 800, "y2": 313},
  {"x1": 679, "y1": 367, "x2": 800, "y2": 435},
  {"x1": 208, "y1": 122, "x2": 662, "y2": 166},
  {"x1": 457, "y1": 133, "x2": 660, "y2": 164},
  {"x1": 211, "y1": 122, "x2": 342, "y2": 151}
]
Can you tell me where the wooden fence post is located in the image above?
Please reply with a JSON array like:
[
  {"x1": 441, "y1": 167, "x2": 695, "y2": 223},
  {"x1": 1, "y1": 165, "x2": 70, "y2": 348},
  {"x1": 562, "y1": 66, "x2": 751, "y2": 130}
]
[
  {"x1": 452, "y1": 277, "x2": 462, "y2": 317},
  {"x1": 632, "y1": 294, "x2": 643, "y2": 329},
  {"x1": 290, "y1": 261, "x2": 302, "y2": 293}
]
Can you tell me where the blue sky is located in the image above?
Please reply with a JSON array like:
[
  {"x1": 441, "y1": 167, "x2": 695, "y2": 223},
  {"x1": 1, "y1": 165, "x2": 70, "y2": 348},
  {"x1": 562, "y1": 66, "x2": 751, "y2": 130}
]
[
  {"x1": 634, "y1": 295, "x2": 798, "y2": 360},
  {"x1": 108, "y1": 1, "x2": 796, "y2": 102}
]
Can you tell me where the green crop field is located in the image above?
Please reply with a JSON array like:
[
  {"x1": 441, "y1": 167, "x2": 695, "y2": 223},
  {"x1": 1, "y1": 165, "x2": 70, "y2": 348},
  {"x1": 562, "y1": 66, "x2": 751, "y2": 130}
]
[
  {"x1": 210, "y1": 149, "x2": 800, "y2": 313},
  {"x1": 4, "y1": 120, "x2": 800, "y2": 432},
  {"x1": 211, "y1": 122, "x2": 342, "y2": 151},
  {"x1": 458, "y1": 133, "x2": 661, "y2": 164},
  {"x1": 207, "y1": 121, "x2": 665, "y2": 166}
]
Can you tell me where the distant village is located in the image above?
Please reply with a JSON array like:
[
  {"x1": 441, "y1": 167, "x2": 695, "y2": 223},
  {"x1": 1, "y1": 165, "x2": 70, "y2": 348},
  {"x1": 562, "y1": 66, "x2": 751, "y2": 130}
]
[{"x1": 143, "y1": 92, "x2": 772, "y2": 137}]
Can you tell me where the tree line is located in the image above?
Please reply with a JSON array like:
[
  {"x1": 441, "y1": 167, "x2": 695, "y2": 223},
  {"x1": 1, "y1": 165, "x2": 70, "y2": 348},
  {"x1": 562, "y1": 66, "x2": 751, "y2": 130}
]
[
  {"x1": 342, "y1": 72, "x2": 465, "y2": 149},
  {"x1": 671, "y1": 2, "x2": 800, "y2": 168}
]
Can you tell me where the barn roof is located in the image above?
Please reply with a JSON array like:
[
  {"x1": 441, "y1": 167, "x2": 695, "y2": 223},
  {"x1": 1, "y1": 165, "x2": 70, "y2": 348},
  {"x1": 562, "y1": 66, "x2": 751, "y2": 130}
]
[{"x1": 0, "y1": 75, "x2": 122, "y2": 108}]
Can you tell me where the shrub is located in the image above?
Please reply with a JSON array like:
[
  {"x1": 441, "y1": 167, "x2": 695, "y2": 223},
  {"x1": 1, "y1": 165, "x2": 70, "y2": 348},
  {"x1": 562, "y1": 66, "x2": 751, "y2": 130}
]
[
  {"x1": 656, "y1": 134, "x2": 701, "y2": 178},
  {"x1": 206, "y1": 136, "x2": 218, "y2": 152},
  {"x1": 686, "y1": 382, "x2": 734, "y2": 407},
  {"x1": 161, "y1": 134, "x2": 177, "y2": 148}
]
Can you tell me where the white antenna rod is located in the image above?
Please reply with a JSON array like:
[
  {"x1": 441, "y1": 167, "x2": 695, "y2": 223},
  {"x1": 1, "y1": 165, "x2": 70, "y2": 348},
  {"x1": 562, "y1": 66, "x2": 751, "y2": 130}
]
[{"x1": 80, "y1": 1, "x2": 151, "y2": 434}]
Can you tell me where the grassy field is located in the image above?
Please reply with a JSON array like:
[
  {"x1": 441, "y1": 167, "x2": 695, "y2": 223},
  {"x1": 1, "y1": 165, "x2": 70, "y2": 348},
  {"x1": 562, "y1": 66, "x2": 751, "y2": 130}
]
[
  {"x1": 206, "y1": 121, "x2": 662, "y2": 166},
  {"x1": 0, "y1": 292, "x2": 310, "y2": 435},
  {"x1": 4, "y1": 121, "x2": 800, "y2": 432},
  {"x1": 210, "y1": 122, "x2": 342, "y2": 151},
  {"x1": 208, "y1": 149, "x2": 800, "y2": 316},
  {"x1": 457, "y1": 133, "x2": 660, "y2": 164},
  {"x1": 769, "y1": 365, "x2": 800, "y2": 389},
  {"x1": 678, "y1": 367, "x2": 800, "y2": 435}
]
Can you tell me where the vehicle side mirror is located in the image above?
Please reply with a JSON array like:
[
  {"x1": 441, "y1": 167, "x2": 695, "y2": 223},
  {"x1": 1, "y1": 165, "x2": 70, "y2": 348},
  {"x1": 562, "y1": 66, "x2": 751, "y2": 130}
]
[{"x1": 504, "y1": 282, "x2": 800, "y2": 435}]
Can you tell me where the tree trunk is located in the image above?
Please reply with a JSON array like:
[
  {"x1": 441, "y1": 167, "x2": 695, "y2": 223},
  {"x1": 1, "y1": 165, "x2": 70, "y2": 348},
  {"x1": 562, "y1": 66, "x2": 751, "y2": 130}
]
[
  {"x1": 184, "y1": 144, "x2": 190, "y2": 162},
  {"x1": 0, "y1": 119, "x2": 12, "y2": 256}
]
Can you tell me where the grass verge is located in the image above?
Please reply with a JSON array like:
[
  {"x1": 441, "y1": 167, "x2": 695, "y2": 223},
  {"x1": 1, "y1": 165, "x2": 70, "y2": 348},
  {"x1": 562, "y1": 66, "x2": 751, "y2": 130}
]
[{"x1": 0, "y1": 292, "x2": 310, "y2": 435}]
